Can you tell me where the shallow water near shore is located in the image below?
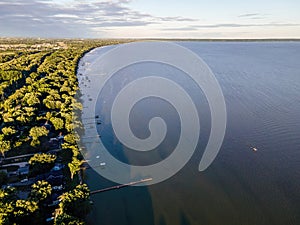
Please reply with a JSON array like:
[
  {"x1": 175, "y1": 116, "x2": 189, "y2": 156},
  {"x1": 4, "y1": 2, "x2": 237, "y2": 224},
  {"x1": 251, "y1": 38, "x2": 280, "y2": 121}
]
[{"x1": 77, "y1": 41, "x2": 300, "y2": 225}]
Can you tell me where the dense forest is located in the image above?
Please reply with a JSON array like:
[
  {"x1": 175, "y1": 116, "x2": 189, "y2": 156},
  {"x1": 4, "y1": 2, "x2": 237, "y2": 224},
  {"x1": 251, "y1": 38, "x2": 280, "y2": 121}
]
[{"x1": 0, "y1": 38, "x2": 129, "y2": 225}]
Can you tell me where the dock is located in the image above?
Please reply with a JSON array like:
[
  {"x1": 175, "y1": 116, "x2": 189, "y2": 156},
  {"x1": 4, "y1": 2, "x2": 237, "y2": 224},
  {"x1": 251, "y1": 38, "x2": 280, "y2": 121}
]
[{"x1": 90, "y1": 178, "x2": 153, "y2": 195}]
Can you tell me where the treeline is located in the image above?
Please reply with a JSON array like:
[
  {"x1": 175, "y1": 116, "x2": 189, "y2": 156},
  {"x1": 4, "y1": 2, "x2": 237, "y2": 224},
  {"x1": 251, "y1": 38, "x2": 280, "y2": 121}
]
[{"x1": 0, "y1": 39, "x2": 128, "y2": 224}]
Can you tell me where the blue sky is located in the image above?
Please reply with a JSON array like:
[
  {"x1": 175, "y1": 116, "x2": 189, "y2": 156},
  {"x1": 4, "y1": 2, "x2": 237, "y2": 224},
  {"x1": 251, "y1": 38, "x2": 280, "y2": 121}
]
[{"x1": 0, "y1": 0, "x2": 299, "y2": 38}]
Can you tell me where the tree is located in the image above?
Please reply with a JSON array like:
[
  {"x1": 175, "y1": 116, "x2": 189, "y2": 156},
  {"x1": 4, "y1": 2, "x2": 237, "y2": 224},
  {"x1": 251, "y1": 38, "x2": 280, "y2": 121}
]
[
  {"x1": 0, "y1": 135, "x2": 10, "y2": 158},
  {"x1": 29, "y1": 126, "x2": 49, "y2": 146},
  {"x1": 1, "y1": 127, "x2": 16, "y2": 136},
  {"x1": 12, "y1": 200, "x2": 39, "y2": 224},
  {"x1": 14, "y1": 199, "x2": 39, "y2": 216},
  {"x1": 0, "y1": 187, "x2": 17, "y2": 224},
  {"x1": 50, "y1": 117, "x2": 64, "y2": 130},
  {"x1": 23, "y1": 92, "x2": 40, "y2": 106},
  {"x1": 68, "y1": 157, "x2": 82, "y2": 180},
  {"x1": 54, "y1": 213, "x2": 85, "y2": 225},
  {"x1": 29, "y1": 153, "x2": 56, "y2": 165},
  {"x1": 2, "y1": 112, "x2": 14, "y2": 123},
  {"x1": 30, "y1": 180, "x2": 52, "y2": 202},
  {"x1": 63, "y1": 134, "x2": 78, "y2": 145},
  {"x1": 57, "y1": 184, "x2": 91, "y2": 219},
  {"x1": 0, "y1": 187, "x2": 17, "y2": 203},
  {"x1": 0, "y1": 183, "x2": 42, "y2": 224},
  {"x1": 29, "y1": 153, "x2": 56, "y2": 176}
]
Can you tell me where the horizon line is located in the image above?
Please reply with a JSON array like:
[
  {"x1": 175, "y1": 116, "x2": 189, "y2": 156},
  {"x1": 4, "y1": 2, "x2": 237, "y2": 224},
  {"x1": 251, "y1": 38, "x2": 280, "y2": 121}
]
[{"x1": 1, "y1": 37, "x2": 300, "y2": 42}]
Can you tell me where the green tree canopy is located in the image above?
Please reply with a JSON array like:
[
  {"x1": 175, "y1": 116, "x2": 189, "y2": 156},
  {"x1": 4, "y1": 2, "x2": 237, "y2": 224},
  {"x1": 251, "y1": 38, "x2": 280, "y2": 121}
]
[
  {"x1": 57, "y1": 184, "x2": 91, "y2": 219},
  {"x1": 50, "y1": 117, "x2": 64, "y2": 130},
  {"x1": 29, "y1": 126, "x2": 49, "y2": 146},
  {"x1": 68, "y1": 157, "x2": 82, "y2": 180},
  {"x1": 29, "y1": 153, "x2": 56, "y2": 176},
  {"x1": 0, "y1": 135, "x2": 10, "y2": 158},
  {"x1": 1, "y1": 127, "x2": 16, "y2": 136},
  {"x1": 54, "y1": 213, "x2": 85, "y2": 225},
  {"x1": 30, "y1": 180, "x2": 52, "y2": 202},
  {"x1": 29, "y1": 153, "x2": 56, "y2": 165}
]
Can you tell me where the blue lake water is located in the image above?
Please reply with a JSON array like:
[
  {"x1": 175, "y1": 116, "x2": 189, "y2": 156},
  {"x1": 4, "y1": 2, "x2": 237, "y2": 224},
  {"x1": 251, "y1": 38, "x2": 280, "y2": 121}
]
[{"x1": 77, "y1": 42, "x2": 300, "y2": 225}]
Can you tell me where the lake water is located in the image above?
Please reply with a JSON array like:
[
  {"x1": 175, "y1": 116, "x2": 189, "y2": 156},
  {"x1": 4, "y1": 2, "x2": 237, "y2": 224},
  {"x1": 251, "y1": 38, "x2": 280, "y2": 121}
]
[{"x1": 77, "y1": 42, "x2": 300, "y2": 225}]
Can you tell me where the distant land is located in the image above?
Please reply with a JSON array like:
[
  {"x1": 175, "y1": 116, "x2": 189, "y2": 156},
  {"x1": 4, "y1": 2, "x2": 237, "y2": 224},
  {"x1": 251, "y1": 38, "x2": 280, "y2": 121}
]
[{"x1": 1, "y1": 37, "x2": 300, "y2": 43}]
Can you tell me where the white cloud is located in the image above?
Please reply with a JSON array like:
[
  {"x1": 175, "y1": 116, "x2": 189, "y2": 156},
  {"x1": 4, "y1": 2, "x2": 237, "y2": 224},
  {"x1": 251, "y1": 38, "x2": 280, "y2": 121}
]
[
  {"x1": 0, "y1": 0, "x2": 299, "y2": 38},
  {"x1": 0, "y1": 0, "x2": 197, "y2": 37},
  {"x1": 52, "y1": 14, "x2": 79, "y2": 18}
]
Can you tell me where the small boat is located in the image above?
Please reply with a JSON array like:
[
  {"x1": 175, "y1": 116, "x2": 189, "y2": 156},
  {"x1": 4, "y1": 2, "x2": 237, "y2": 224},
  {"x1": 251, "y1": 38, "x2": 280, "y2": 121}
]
[{"x1": 252, "y1": 147, "x2": 258, "y2": 152}]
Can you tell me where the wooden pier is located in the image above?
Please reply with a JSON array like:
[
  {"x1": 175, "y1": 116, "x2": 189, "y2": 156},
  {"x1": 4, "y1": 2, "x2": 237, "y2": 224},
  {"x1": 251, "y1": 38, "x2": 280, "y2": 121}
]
[{"x1": 90, "y1": 178, "x2": 153, "y2": 195}]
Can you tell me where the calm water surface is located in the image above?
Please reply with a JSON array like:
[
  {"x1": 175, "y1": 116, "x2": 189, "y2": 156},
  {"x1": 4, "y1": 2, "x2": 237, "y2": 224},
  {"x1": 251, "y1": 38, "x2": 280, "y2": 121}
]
[{"x1": 77, "y1": 42, "x2": 300, "y2": 225}]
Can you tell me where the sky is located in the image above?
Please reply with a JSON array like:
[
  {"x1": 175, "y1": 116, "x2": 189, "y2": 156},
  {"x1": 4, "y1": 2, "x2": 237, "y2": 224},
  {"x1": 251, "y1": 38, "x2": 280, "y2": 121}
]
[{"x1": 0, "y1": 0, "x2": 300, "y2": 38}]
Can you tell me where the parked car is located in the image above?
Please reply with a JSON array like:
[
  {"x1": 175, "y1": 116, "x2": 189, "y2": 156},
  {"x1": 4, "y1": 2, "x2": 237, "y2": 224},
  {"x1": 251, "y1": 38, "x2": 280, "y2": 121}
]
[{"x1": 20, "y1": 178, "x2": 28, "y2": 183}]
